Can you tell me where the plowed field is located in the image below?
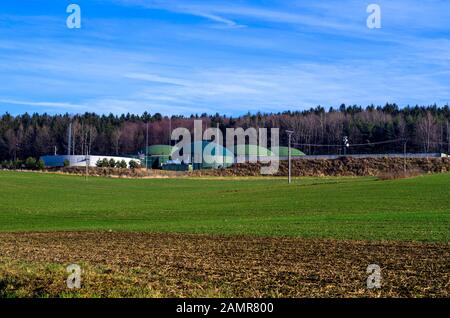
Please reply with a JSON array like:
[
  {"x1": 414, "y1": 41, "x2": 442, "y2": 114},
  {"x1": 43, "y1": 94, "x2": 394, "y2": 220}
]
[{"x1": 0, "y1": 232, "x2": 448, "y2": 298}]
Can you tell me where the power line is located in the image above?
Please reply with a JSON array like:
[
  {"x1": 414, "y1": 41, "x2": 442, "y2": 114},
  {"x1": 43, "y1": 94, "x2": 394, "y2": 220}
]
[
  {"x1": 292, "y1": 138, "x2": 405, "y2": 148},
  {"x1": 348, "y1": 138, "x2": 405, "y2": 147}
]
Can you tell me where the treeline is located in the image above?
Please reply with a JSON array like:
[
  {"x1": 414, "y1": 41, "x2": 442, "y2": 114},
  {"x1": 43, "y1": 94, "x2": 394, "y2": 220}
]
[
  {"x1": 1, "y1": 157, "x2": 45, "y2": 170},
  {"x1": 0, "y1": 104, "x2": 449, "y2": 161},
  {"x1": 95, "y1": 158, "x2": 141, "y2": 169}
]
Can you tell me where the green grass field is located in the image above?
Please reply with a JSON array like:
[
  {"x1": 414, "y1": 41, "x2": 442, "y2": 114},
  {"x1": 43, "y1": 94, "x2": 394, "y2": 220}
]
[{"x1": 0, "y1": 171, "x2": 448, "y2": 242}]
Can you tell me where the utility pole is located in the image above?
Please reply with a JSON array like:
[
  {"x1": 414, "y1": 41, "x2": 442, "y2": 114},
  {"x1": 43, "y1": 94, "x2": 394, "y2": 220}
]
[
  {"x1": 403, "y1": 139, "x2": 407, "y2": 176},
  {"x1": 85, "y1": 130, "x2": 90, "y2": 181},
  {"x1": 81, "y1": 122, "x2": 84, "y2": 156},
  {"x1": 67, "y1": 122, "x2": 72, "y2": 156},
  {"x1": 88, "y1": 127, "x2": 91, "y2": 156},
  {"x1": 146, "y1": 121, "x2": 149, "y2": 171},
  {"x1": 72, "y1": 123, "x2": 75, "y2": 155},
  {"x1": 286, "y1": 130, "x2": 294, "y2": 184},
  {"x1": 88, "y1": 126, "x2": 92, "y2": 157},
  {"x1": 85, "y1": 149, "x2": 89, "y2": 181}
]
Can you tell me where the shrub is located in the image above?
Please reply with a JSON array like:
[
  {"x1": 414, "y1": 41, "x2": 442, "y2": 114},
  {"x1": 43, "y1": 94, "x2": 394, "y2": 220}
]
[
  {"x1": 101, "y1": 158, "x2": 109, "y2": 167},
  {"x1": 95, "y1": 158, "x2": 110, "y2": 168},
  {"x1": 109, "y1": 159, "x2": 116, "y2": 168},
  {"x1": 36, "y1": 159, "x2": 46, "y2": 170},
  {"x1": 117, "y1": 160, "x2": 127, "y2": 169},
  {"x1": 129, "y1": 160, "x2": 140, "y2": 169},
  {"x1": 25, "y1": 157, "x2": 37, "y2": 170},
  {"x1": 64, "y1": 159, "x2": 70, "y2": 167}
]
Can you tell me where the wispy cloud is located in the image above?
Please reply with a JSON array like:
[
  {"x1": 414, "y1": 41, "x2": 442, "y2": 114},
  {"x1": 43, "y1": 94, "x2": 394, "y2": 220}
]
[
  {"x1": 124, "y1": 73, "x2": 189, "y2": 86},
  {"x1": 0, "y1": 99, "x2": 87, "y2": 111},
  {"x1": 119, "y1": 60, "x2": 450, "y2": 115},
  {"x1": 112, "y1": 0, "x2": 246, "y2": 28},
  {"x1": 184, "y1": 10, "x2": 245, "y2": 29}
]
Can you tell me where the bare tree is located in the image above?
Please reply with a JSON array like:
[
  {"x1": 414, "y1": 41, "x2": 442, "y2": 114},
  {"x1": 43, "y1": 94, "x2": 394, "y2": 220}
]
[{"x1": 417, "y1": 112, "x2": 438, "y2": 153}]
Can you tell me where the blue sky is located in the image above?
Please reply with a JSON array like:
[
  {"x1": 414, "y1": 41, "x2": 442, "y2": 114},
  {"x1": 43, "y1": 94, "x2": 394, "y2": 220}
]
[{"x1": 0, "y1": 0, "x2": 449, "y2": 116}]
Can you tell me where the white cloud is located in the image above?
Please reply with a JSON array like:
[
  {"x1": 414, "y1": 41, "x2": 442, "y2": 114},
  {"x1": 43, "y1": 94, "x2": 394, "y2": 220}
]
[
  {"x1": 0, "y1": 99, "x2": 86, "y2": 110},
  {"x1": 124, "y1": 73, "x2": 189, "y2": 86},
  {"x1": 116, "y1": 60, "x2": 450, "y2": 115},
  {"x1": 111, "y1": 0, "x2": 245, "y2": 28}
]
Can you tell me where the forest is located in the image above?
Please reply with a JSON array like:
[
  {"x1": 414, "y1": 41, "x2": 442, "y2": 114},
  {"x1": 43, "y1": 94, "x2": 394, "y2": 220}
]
[{"x1": 0, "y1": 103, "x2": 449, "y2": 161}]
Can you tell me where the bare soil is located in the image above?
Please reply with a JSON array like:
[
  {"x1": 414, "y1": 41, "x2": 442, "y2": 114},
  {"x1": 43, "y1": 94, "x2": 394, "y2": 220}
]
[{"x1": 0, "y1": 232, "x2": 448, "y2": 298}]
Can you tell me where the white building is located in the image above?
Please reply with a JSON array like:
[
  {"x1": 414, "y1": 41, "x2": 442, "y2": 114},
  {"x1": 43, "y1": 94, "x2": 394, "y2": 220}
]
[{"x1": 40, "y1": 155, "x2": 138, "y2": 168}]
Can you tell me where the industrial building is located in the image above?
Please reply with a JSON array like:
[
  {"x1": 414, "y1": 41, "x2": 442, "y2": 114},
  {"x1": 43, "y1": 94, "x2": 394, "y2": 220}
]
[
  {"x1": 142, "y1": 145, "x2": 178, "y2": 169},
  {"x1": 40, "y1": 155, "x2": 137, "y2": 168},
  {"x1": 271, "y1": 146, "x2": 306, "y2": 158},
  {"x1": 40, "y1": 122, "x2": 304, "y2": 170},
  {"x1": 142, "y1": 142, "x2": 235, "y2": 170},
  {"x1": 190, "y1": 141, "x2": 234, "y2": 170},
  {"x1": 144, "y1": 143, "x2": 306, "y2": 171},
  {"x1": 41, "y1": 122, "x2": 140, "y2": 168},
  {"x1": 40, "y1": 143, "x2": 307, "y2": 170},
  {"x1": 150, "y1": 142, "x2": 234, "y2": 170}
]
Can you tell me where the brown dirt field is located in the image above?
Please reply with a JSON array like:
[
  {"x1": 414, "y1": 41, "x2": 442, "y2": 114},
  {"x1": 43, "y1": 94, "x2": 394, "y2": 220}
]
[{"x1": 0, "y1": 232, "x2": 449, "y2": 298}]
